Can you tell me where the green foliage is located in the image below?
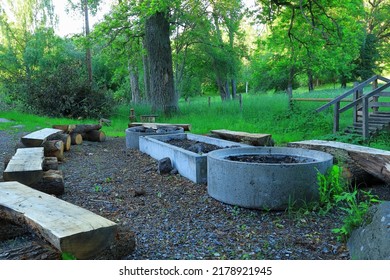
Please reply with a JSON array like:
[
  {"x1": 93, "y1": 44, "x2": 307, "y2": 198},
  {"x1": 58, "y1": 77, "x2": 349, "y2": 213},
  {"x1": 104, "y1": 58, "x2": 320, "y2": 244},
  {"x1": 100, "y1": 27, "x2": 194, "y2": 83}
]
[
  {"x1": 315, "y1": 163, "x2": 381, "y2": 242},
  {"x1": 316, "y1": 165, "x2": 348, "y2": 213},
  {"x1": 61, "y1": 252, "x2": 77, "y2": 260},
  {"x1": 332, "y1": 189, "x2": 380, "y2": 242}
]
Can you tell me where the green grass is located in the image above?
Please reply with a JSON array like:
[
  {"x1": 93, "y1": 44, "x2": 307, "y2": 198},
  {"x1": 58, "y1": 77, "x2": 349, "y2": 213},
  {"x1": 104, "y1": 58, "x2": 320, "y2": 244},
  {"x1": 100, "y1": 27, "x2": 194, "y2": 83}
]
[{"x1": 1, "y1": 88, "x2": 389, "y2": 150}]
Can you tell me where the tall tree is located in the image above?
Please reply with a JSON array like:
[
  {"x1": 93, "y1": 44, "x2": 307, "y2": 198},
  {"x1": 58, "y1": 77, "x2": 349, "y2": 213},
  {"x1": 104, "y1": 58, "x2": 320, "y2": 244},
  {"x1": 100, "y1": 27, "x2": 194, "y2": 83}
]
[
  {"x1": 67, "y1": 0, "x2": 101, "y2": 86},
  {"x1": 252, "y1": 0, "x2": 365, "y2": 91}
]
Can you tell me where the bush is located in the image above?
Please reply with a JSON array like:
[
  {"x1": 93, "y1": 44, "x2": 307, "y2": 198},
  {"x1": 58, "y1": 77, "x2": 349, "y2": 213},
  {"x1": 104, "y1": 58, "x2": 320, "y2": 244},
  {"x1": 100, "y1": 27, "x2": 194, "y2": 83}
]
[{"x1": 24, "y1": 62, "x2": 113, "y2": 119}]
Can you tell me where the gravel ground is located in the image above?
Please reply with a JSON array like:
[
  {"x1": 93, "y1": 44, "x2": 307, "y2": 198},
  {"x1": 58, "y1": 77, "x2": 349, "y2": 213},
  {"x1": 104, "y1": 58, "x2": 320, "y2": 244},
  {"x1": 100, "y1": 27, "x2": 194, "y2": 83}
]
[{"x1": 1, "y1": 128, "x2": 389, "y2": 260}]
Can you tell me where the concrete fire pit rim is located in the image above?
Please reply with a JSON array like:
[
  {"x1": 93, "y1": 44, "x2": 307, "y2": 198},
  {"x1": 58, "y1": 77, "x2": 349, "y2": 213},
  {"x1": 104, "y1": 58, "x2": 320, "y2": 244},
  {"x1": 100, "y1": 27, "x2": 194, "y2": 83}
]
[{"x1": 207, "y1": 146, "x2": 333, "y2": 166}]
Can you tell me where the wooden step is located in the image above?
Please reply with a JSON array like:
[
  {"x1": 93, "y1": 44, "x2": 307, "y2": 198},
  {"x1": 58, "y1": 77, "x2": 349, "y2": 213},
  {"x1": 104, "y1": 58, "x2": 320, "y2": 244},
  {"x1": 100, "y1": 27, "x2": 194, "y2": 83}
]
[
  {"x1": 0, "y1": 181, "x2": 118, "y2": 259},
  {"x1": 21, "y1": 128, "x2": 63, "y2": 147},
  {"x1": 3, "y1": 148, "x2": 44, "y2": 185}
]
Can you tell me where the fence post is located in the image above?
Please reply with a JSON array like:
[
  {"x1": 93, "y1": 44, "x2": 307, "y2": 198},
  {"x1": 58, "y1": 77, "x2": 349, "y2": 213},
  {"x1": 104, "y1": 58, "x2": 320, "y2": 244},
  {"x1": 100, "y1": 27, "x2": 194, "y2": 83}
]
[
  {"x1": 362, "y1": 97, "x2": 369, "y2": 139},
  {"x1": 333, "y1": 101, "x2": 340, "y2": 133},
  {"x1": 352, "y1": 81, "x2": 360, "y2": 123},
  {"x1": 372, "y1": 78, "x2": 379, "y2": 113}
]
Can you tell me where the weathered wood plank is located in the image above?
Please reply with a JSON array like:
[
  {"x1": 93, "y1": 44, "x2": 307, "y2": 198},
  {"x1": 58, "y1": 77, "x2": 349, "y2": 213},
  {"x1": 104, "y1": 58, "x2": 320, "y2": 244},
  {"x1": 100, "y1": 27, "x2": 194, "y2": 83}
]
[
  {"x1": 0, "y1": 181, "x2": 118, "y2": 259},
  {"x1": 3, "y1": 148, "x2": 44, "y2": 185},
  {"x1": 288, "y1": 140, "x2": 390, "y2": 184},
  {"x1": 210, "y1": 129, "x2": 273, "y2": 146},
  {"x1": 21, "y1": 128, "x2": 63, "y2": 147}
]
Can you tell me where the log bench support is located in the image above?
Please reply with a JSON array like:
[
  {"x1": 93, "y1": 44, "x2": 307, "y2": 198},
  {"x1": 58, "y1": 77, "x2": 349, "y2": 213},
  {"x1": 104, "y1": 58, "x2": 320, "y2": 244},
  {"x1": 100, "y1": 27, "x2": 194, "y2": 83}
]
[{"x1": 0, "y1": 181, "x2": 118, "y2": 259}]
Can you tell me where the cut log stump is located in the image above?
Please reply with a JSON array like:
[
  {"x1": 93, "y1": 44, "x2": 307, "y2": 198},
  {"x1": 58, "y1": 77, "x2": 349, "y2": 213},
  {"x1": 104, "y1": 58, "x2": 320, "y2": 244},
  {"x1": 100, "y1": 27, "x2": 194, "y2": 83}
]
[
  {"x1": 30, "y1": 170, "x2": 65, "y2": 195},
  {"x1": 83, "y1": 130, "x2": 106, "y2": 142},
  {"x1": 21, "y1": 128, "x2": 63, "y2": 147},
  {"x1": 0, "y1": 181, "x2": 118, "y2": 259},
  {"x1": 288, "y1": 140, "x2": 390, "y2": 184},
  {"x1": 210, "y1": 129, "x2": 274, "y2": 146},
  {"x1": 48, "y1": 133, "x2": 71, "y2": 151},
  {"x1": 70, "y1": 132, "x2": 83, "y2": 145},
  {"x1": 43, "y1": 140, "x2": 64, "y2": 161}
]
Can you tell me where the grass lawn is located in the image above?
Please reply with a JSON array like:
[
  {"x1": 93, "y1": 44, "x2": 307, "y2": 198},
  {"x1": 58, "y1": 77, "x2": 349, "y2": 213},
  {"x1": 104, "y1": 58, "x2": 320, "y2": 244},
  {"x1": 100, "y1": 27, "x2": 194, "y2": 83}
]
[{"x1": 1, "y1": 88, "x2": 389, "y2": 150}]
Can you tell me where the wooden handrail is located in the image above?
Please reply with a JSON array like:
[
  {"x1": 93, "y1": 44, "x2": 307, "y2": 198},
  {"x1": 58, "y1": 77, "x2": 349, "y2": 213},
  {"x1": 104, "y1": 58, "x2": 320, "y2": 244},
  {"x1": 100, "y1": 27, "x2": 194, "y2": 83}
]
[
  {"x1": 315, "y1": 75, "x2": 380, "y2": 113},
  {"x1": 339, "y1": 82, "x2": 390, "y2": 113}
]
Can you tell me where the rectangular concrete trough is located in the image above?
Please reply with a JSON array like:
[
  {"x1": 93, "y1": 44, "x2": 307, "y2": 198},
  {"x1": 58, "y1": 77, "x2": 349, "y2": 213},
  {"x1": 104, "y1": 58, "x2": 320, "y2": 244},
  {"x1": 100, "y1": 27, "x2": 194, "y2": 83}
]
[{"x1": 139, "y1": 133, "x2": 251, "y2": 184}]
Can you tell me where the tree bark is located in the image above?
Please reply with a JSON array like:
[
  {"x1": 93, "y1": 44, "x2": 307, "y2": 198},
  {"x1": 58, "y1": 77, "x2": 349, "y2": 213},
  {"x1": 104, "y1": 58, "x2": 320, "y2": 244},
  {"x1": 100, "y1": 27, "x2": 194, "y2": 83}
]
[
  {"x1": 129, "y1": 63, "x2": 141, "y2": 104},
  {"x1": 84, "y1": 0, "x2": 93, "y2": 86},
  {"x1": 142, "y1": 39, "x2": 151, "y2": 104},
  {"x1": 144, "y1": 12, "x2": 178, "y2": 115},
  {"x1": 43, "y1": 140, "x2": 64, "y2": 161},
  {"x1": 83, "y1": 130, "x2": 106, "y2": 142}
]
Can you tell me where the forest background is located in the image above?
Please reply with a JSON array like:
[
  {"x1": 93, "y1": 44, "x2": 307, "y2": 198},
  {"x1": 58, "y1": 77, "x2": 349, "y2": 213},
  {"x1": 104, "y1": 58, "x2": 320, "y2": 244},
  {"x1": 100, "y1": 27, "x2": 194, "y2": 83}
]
[{"x1": 0, "y1": 0, "x2": 389, "y2": 121}]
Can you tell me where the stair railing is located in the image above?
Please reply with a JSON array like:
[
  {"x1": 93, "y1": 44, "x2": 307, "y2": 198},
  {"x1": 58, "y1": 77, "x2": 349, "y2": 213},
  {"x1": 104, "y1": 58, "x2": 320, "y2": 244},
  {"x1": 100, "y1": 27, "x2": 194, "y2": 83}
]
[{"x1": 316, "y1": 75, "x2": 390, "y2": 139}]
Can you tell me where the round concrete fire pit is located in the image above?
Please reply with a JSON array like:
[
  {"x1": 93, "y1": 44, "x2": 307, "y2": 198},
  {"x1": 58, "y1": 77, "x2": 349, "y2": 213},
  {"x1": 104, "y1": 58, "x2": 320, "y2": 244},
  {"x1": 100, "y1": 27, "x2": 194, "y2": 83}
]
[
  {"x1": 125, "y1": 126, "x2": 184, "y2": 149},
  {"x1": 207, "y1": 147, "x2": 333, "y2": 210}
]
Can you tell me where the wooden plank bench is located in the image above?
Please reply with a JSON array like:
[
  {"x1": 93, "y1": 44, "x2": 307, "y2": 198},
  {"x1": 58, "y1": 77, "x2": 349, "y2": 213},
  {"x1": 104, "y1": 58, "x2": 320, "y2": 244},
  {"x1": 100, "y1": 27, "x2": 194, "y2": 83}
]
[
  {"x1": 210, "y1": 129, "x2": 274, "y2": 146},
  {"x1": 21, "y1": 128, "x2": 63, "y2": 147},
  {"x1": 0, "y1": 181, "x2": 118, "y2": 259},
  {"x1": 140, "y1": 114, "x2": 159, "y2": 123},
  {"x1": 288, "y1": 140, "x2": 390, "y2": 184},
  {"x1": 3, "y1": 147, "x2": 44, "y2": 185}
]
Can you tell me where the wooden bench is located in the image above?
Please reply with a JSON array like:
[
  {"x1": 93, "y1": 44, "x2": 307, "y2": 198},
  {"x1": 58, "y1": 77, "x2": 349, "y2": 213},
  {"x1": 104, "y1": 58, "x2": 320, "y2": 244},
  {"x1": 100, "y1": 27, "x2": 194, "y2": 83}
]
[
  {"x1": 140, "y1": 114, "x2": 159, "y2": 123},
  {"x1": 288, "y1": 140, "x2": 390, "y2": 184},
  {"x1": 210, "y1": 129, "x2": 273, "y2": 146},
  {"x1": 0, "y1": 181, "x2": 118, "y2": 259},
  {"x1": 21, "y1": 128, "x2": 63, "y2": 147},
  {"x1": 3, "y1": 147, "x2": 44, "y2": 185},
  {"x1": 3, "y1": 147, "x2": 65, "y2": 195}
]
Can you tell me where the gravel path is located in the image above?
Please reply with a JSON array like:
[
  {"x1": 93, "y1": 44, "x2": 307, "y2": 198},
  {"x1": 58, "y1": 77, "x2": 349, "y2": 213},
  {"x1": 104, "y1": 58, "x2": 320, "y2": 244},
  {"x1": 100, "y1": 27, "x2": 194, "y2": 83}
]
[{"x1": 1, "y1": 128, "x2": 387, "y2": 260}]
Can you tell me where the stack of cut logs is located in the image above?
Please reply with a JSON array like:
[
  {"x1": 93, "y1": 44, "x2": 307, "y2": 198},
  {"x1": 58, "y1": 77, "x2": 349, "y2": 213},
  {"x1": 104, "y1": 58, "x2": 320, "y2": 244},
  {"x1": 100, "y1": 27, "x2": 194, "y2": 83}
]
[
  {"x1": 53, "y1": 124, "x2": 106, "y2": 146},
  {"x1": 5, "y1": 124, "x2": 106, "y2": 196}
]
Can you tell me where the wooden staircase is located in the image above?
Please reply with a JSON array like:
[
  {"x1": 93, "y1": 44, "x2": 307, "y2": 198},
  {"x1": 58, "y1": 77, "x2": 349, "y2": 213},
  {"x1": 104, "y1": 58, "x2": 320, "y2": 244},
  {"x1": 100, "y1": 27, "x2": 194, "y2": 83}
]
[{"x1": 316, "y1": 75, "x2": 390, "y2": 139}]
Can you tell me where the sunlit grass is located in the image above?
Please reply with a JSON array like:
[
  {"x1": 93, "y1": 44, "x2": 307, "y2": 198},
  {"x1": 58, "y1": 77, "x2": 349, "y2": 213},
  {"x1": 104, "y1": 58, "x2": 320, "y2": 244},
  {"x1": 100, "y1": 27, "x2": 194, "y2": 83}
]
[{"x1": 1, "y1": 86, "x2": 389, "y2": 150}]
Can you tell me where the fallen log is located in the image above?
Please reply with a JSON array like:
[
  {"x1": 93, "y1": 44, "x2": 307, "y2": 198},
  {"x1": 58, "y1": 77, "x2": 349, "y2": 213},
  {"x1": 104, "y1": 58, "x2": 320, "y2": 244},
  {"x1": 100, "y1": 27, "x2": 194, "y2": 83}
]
[
  {"x1": 0, "y1": 181, "x2": 118, "y2": 259},
  {"x1": 210, "y1": 129, "x2": 274, "y2": 146},
  {"x1": 70, "y1": 132, "x2": 83, "y2": 145},
  {"x1": 83, "y1": 130, "x2": 106, "y2": 142},
  {"x1": 288, "y1": 140, "x2": 390, "y2": 184},
  {"x1": 52, "y1": 124, "x2": 76, "y2": 134},
  {"x1": 72, "y1": 124, "x2": 102, "y2": 134}
]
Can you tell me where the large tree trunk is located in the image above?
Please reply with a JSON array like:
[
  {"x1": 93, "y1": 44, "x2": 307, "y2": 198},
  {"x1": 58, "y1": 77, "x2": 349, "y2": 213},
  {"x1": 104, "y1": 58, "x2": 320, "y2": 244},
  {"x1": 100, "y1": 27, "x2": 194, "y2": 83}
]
[
  {"x1": 144, "y1": 12, "x2": 178, "y2": 116},
  {"x1": 84, "y1": 0, "x2": 93, "y2": 86},
  {"x1": 142, "y1": 39, "x2": 151, "y2": 104},
  {"x1": 129, "y1": 63, "x2": 141, "y2": 104}
]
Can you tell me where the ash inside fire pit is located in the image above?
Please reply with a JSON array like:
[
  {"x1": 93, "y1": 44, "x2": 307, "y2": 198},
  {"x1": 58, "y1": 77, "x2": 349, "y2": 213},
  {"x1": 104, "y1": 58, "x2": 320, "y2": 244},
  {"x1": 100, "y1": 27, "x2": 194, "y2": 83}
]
[
  {"x1": 226, "y1": 154, "x2": 316, "y2": 164},
  {"x1": 165, "y1": 139, "x2": 223, "y2": 154}
]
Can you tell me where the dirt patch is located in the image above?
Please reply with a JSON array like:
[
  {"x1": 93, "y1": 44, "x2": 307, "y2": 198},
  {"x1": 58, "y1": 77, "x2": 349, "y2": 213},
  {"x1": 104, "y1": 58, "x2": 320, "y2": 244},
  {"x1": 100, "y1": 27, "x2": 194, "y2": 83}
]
[{"x1": 1, "y1": 130, "x2": 389, "y2": 260}]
